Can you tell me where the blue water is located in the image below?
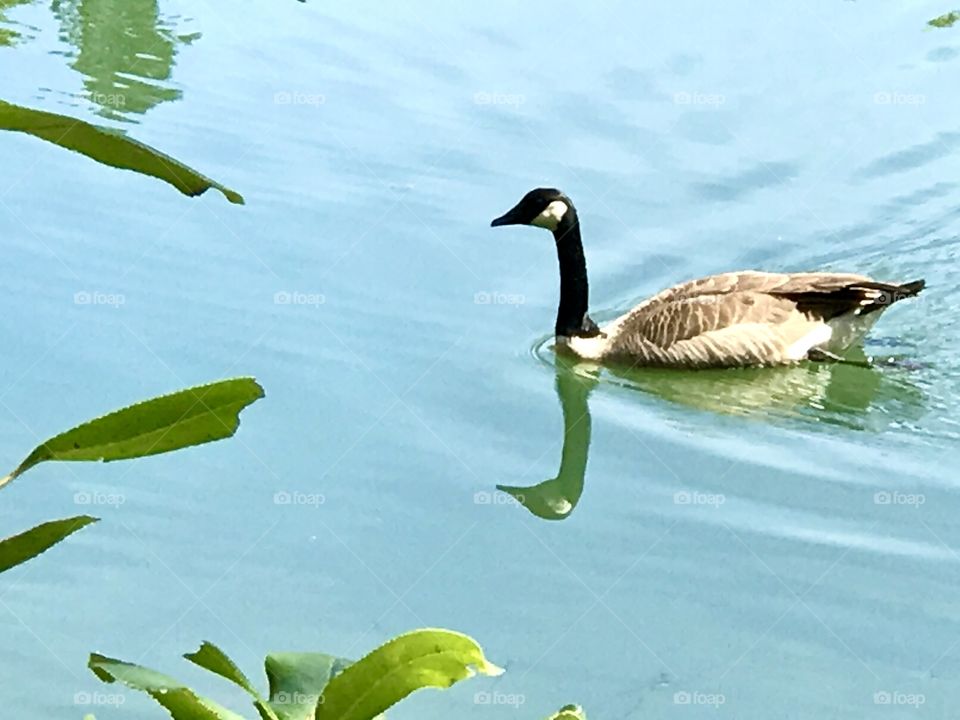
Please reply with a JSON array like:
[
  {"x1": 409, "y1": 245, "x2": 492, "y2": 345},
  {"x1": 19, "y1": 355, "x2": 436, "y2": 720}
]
[{"x1": 1, "y1": 2, "x2": 959, "y2": 718}]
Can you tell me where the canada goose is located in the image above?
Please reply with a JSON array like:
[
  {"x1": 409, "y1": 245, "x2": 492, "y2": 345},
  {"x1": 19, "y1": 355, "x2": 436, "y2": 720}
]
[{"x1": 490, "y1": 188, "x2": 925, "y2": 369}]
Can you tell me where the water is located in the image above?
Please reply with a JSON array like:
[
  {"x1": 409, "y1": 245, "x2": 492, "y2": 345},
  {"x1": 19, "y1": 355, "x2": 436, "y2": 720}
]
[{"x1": 1, "y1": 2, "x2": 958, "y2": 718}]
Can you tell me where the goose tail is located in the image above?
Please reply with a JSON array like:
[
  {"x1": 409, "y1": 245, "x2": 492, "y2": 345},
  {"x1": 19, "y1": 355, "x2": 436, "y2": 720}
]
[
  {"x1": 859, "y1": 278, "x2": 925, "y2": 313},
  {"x1": 894, "y1": 278, "x2": 925, "y2": 298},
  {"x1": 778, "y1": 277, "x2": 925, "y2": 319}
]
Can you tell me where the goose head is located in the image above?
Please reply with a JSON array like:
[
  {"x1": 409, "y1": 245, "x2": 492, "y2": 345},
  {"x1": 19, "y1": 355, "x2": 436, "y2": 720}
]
[
  {"x1": 489, "y1": 188, "x2": 601, "y2": 341},
  {"x1": 490, "y1": 188, "x2": 576, "y2": 233}
]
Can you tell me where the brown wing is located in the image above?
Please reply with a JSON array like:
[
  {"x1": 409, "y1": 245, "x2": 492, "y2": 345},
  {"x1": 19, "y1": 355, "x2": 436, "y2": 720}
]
[
  {"x1": 605, "y1": 272, "x2": 870, "y2": 367},
  {"x1": 597, "y1": 271, "x2": 921, "y2": 368},
  {"x1": 603, "y1": 291, "x2": 817, "y2": 366},
  {"x1": 612, "y1": 291, "x2": 792, "y2": 348}
]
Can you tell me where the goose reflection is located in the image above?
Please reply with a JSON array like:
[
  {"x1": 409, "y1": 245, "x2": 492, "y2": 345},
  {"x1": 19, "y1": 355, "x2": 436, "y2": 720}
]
[
  {"x1": 497, "y1": 356, "x2": 597, "y2": 521},
  {"x1": 613, "y1": 346, "x2": 925, "y2": 429},
  {"x1": 500, "y1": 347, "x2": 924, "y2": 521}
]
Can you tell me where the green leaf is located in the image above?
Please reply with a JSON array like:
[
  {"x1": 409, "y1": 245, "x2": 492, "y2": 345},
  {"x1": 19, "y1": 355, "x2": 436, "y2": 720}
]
[
  {"x1": 0, "y1": 377, "x2": 264, "y2": 489},
  {"x1": 545, "y1": 705, "x2": 587, "y2": 720},
  {"x1": 88, "y1": 653, "x2": 246, "y2": 720},
  {"x1": 929, "y1": 11, "x2": 960, "y2": 27},
  {"x1": 0, "y1": 100, "x2": 244, "y2": 203},
  {"x1": 315, "y1": 629, "x2": 503, "y2": 720},
  {"x1": 184, "y1": 642, "x2": 261, "y2": 697},
  {"x1": 0, "y1": 515, "x2": 97, "y2": 574},
  {"x1": 185, "y1": 642, "x2": 279, "y2": 720},
  {"x1": 265, "y1": 652, "x2": 353, "y2": 720}
]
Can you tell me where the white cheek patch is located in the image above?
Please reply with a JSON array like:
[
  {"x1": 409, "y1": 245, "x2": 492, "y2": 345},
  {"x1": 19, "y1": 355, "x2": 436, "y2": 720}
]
[{"x1": 530, "y1": 200, "x2": 569, "y2": 231}]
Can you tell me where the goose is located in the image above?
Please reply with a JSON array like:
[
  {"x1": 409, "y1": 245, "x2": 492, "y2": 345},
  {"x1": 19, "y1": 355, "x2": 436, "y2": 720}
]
[{"x1": 490, "y1": 188, "x2": 924, "y2": 369}]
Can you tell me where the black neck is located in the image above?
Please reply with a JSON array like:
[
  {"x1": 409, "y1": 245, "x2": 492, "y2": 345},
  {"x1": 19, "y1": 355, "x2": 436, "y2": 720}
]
[{"x1": 552, "y1": 209, "x2": 598, "y2": 338}]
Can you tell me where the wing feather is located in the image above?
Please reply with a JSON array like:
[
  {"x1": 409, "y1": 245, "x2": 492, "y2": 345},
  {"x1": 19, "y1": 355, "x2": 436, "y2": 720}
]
[{"x1": 581, "y1": 271, "x2": 921, "y2": 368}]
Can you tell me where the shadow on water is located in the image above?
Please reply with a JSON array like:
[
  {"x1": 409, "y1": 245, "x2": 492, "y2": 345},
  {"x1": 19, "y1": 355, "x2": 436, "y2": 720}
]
[
  {"x1": 504, "y1": 342, "x2": 928, "y2": 521},
  {"x1": 50, "y1": 0, "x2": 195, "y2": 119}
]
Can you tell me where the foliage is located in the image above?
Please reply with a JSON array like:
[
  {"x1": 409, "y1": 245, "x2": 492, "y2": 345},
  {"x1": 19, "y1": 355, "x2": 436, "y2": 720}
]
[
  {"x1": 0, "y1": 378, "x2": 263, "y2": 574},
  {"x1": 0, "y1": 377, "x2": 263, "y2": 490},
  {"x1": 89, "y1": 630, "x2": 504, "y2": 720},
  {"x1": 0, "y1": 515, "x2": 97, "y2": 573},
  {"x1": 0, "y1": 100, "x2": 243, "y2": 202},
  {"x1": 545, "y1": 705, "x2": 587, "y2": 720}
]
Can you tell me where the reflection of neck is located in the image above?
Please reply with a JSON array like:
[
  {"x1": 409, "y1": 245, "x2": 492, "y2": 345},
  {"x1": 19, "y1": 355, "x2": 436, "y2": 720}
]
[
  {"x1": 556, "y1": 369, "x2": 591, "y2": 490},
  {"x1": 494, "y1": 365, "x2": 594, "y2": 521},
  {"x1": 552, "y1": 210, "x2": 591, "y2": 337}
]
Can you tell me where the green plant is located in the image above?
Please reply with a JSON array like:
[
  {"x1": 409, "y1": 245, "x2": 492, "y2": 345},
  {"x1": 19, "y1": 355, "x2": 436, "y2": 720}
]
[
  {"x1": 0, "y1": 100, "x2": 244, "y2": 202},
  {"x1": 546, "y1": 706, "x2": 586, "y2": 720},
  {"x1": 88, "y1": 629, "x2": 504, "y2": 720},
  {"x1": 0, "y1": 377, "x2": 263, "y2": 573},
  {"x1": 0, "y1": 514, "x2": 97, "y2": 573}
]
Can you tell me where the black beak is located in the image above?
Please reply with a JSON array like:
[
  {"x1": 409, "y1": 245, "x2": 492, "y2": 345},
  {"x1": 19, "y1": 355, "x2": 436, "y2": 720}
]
[{"x1": 490, "y1": 206, "x2": 524, "y2": 227}]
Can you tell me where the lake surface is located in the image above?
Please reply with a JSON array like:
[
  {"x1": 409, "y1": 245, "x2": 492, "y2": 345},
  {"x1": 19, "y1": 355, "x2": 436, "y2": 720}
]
[{"x1": 1, "y1": 2, "x2": 959, "y2": 718}]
